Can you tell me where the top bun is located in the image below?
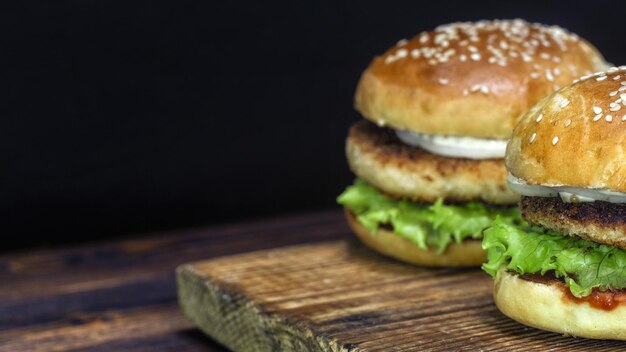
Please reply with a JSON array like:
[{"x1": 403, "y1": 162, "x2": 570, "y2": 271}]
[
  {"x1": 506, "y1": 67, "x2": 626, "y2": 192},
  {"x1": 355, "y1": 19, "x2": 607, "y2": 139}
]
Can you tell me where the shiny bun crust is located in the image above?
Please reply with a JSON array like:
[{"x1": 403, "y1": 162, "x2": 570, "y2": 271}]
[
  {"x1": 345, "y1": 209, "x2": 485, "y2": 267},
  {"x1": 507, "y1": 67, "x2": 626, "y2": 192},
  {"x1": 494, "y1": 269, "x2": 626, "y2": 340},
  {"x1": 355, "y1": 19, "x2": 607, "y2": 139}
]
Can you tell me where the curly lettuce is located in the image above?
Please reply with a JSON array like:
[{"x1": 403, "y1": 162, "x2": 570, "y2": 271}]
[
  {"x1": 337, "y1": 179, "x2": 521, "y2": 253},
  {"x1": 482, "y1": 219, "x2": 626, "y2": 297}
]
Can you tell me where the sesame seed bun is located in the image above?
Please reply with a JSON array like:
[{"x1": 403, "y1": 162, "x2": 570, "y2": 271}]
[
  {"x1": 507, "y1": 67, "x2": 626, "y2": 192},
  {"x1": 494, "y1": 269, "x2": 626, "y2": 340},
  {"x1": 345, "y1": 209, "x2": 485, "y2": 267},
  {"x1": 520, "y1": 196, "x2": 626, "y2": 250},
  {"x1": 347, "y1": 120, "x2": 518, "y2": 205},
  {"x1": 355, "y1": 19, "x2": 607, "y2": 139}
]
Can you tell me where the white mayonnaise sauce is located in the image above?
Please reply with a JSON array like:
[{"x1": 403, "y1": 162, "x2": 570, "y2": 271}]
[
  {"x1": 395, "y1": 130, "x2": 507, "y2": 159},
  {"x1": 507, "y1": 174, "x2": 626, "y2": 203}
]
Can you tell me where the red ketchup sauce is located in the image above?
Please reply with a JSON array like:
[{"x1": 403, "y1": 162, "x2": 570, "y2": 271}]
[{"x1": 520, "y1": 272, "x2": 626, "y2": 311}]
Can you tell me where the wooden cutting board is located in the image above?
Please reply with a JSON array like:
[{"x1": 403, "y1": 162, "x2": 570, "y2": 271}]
[{"x1": 176, "y1": 240, "x2": 626, "y2": 351}]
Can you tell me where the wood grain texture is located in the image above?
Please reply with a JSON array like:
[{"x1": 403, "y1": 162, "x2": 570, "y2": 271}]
[
  {"x1": 0, "y1": 210, "x2": 349, "y2": 351},
  {"x1": 178, "y1": 240, "x2": 626, "y2": 352}
]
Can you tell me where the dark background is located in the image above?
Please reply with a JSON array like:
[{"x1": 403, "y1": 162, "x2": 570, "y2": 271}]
[{"x1": 3, "y1": 1, "x2": 625, "y2": 249}]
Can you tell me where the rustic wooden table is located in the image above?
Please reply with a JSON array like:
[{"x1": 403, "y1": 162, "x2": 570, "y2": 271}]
[{"x1": 0, "y1": 210, "x2": 349, "y2": 351}]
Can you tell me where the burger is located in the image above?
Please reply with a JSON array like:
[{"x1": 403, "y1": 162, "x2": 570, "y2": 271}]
[
  {"x1": 338, "y1": 19, "x2": 607, "y2": 267},
  {"x1": 482, "y1": 66, "x2": 626, "y2": 340}
]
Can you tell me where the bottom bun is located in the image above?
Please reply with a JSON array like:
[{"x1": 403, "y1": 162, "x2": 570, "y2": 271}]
[
  {"x1": 494, "y1": 269, "x2": 626, "y2": 340},
  {"x1": 345, "y1": 209, "x2": 485, "y2": 267}
]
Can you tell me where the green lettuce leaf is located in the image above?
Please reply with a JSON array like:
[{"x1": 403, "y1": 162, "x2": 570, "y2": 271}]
[
  {"x1": 337, "y1": 179, "x2": 521, "y2": 253},
  {"x1": 482, "y1": 219, "x2": 626, "y2": 297}
]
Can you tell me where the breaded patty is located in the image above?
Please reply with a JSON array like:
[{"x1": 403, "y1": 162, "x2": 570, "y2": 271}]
[
  {"x1": 520, "y1": 196, "x2": 626, "y2": 250},
  {"x1": 346, "y1": 121, "x2": 518, "y2": 205}
]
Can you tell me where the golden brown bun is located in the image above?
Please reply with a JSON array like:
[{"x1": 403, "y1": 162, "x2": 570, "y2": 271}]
[
  {"x1": 520, "y1": 196, "x2": 626, "y2": 250},
  {"x1": 355, "y1": 19, "x2": 607, "y2": 139},
  {"x1": 507, "y1": 67, "x2": 626, "y2": 192},
  {"x1": 345, "y1": 209, "x2": 485, "y2": 267},
  {"x1": 347, "y1": 121, "x2": 518, "y2": 205},
  {"x1": 494, "y1": 269, "x2": 626, "y2": 340}
]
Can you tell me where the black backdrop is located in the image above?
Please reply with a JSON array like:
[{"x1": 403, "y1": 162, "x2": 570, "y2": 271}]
[{"x1": 4, "y1": 1, "x2": 625, "y2": 248}]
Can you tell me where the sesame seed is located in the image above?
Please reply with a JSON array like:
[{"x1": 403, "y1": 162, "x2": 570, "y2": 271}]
[
  {"x1": 552, "y1": 136, "x2": 559, "y2": 145},
  {"x1": 596, "y1": 75, "x2": 607, "y2": 81},
  {"x1": 610, "y1": 91, "x2": 619, "y2": 97},
  {"x1": 621, "y1": 93, "x2": 626, "y2": 101},
  {"x1": 480, "y1": 85, "x2": 490, "y2": 94},
  {"x1": 623, "y1": 115, "x2": 626, "y2": 121},
  {"x1": 536, "y1": 114, "x2": 543, "y2": 122},
  {"x1": 610, "y1": 103, "x2": 621, "y2": 111},
  {"x1": 622, "y1": 82, "x2": 626, "y2": 86},
  {"x1": 559, "y1": 99, "x2": 570, "y2": 108},
  {"x1": 614, "y1": 75, "x2": 622, "y2": 81},
  {"x1": 593, "y1": 106, "x2": 602, "y2": 114},
  {"x1": 593, "y1": 113, "x2": 603, "y2": 121},
  {"x1": 438, "y1": 78, "x2": 449, "y2": 85},
  {"x1": 382, "y1": 21, "x2": 583, "y2": 86},
  {"x1": 606, "y1": 114, "x2": 613, "y2": 122},
  {"x1": 620, "y1": 86, "x2": 626, "y2": 92},
  {"x1": 470, "y1": 84, "x2": 481, "y2": 92},
  {"x1": 564, "y1": 119, "x2": 572, "y2": 127},
  {"x1": 529, "y1": 133, "x2": 537, "y2": 143}
]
